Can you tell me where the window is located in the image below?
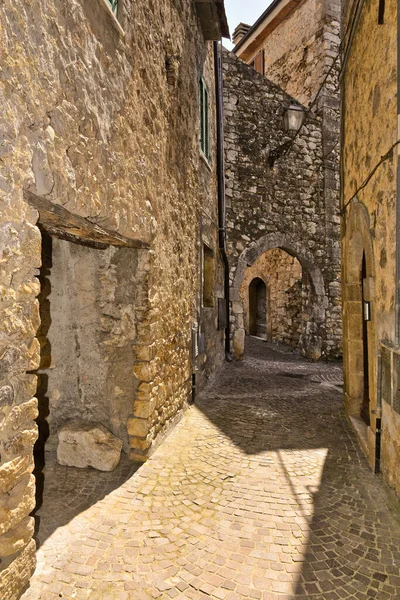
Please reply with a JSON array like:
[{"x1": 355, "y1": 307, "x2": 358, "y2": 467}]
[
  {"x1": 203, "y1": 244, "x2": 215, "y2": 307},
  {"x1": 378, "y1": 0, "x2": 385, "y2": 23},
  {"x1": 199, "y1": 77, "x2": 210, "y2": 160},
  {"x1": 98, "y1": 0, "x2": 124, "y2": 35},
  {"x1": 252, "y1": 51, "x2": 264, "y2": 75},
  {"x1": 107, "y1": 0, "x2": 118, "y2": 14}
]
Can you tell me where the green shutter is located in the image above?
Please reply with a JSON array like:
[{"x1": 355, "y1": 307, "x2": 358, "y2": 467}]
[
  {"x1": 108, "y1": 0, "x2": 118, "y2": 14},
  {"x1": 200, "y1": 78, "x2": 205, "y2": 154},
  {"x1": 199, "y1": 77, "x2": 210, "y2": 160},
  {"x1": 204, "y1": 85, "x2": 209, "y2": 159}
]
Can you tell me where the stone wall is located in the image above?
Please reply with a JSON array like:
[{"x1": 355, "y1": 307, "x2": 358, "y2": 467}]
[
  {"x1": 223, "y1": 48, "x2": 342, "y2": 361},
  {"x1": 240, "y1": 249, "x2": 304, "y2": 348},
  {"x1": 0, "y1": 0, "x2": 226, "y2": 595},
  {"x1": 341, "y1": 0, "x2": 399, "y2": 493},
  {"x1": 244, "y1": 0, "x2": 340, "y2": 109},
  {"x1": 231, "y1": 0, "x2": 342, "y2": 360}
]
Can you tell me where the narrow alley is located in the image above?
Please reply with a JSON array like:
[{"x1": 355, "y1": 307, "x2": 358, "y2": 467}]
[{"x1": 22, "y1": 339, "x2": 400, "y2": 600}]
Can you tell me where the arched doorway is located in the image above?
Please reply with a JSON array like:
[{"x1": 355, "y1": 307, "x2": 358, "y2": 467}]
[
  {"x1": 342, "y1": 199, "x2": 375, "y2": 429},
  {"x1": 242, "y1": 249, "x2": 304, "y2": 348},
  {"x1": 361, "y1": 252, "x2": 370, "y2": 426},
  {"x1": 249, "y1": 277, "x2": 267, "y2": 338},
  {"x1": 232, "y1": 233, "x2": 326, "y2": 360}
]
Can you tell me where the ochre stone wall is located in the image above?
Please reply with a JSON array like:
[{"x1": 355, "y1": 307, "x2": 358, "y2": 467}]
[
  {"x1": 223, "y1": 49, "x2": 342, "y2": 361},
  {"x1": 341, "y1": 0, "x2": 399, "y2": 493},
  {"x1": 240, "y1": 249, "x2": 303, "y2": 348},
  {"x1": 245, "y1": 0, "x2": 325, "y2": 107},
  {"x1": 0, "y1": 0, "x2": 225, "y2": 595},
  {"x1": 0, "y1": 195, "x2": 40, "y2": 597}
]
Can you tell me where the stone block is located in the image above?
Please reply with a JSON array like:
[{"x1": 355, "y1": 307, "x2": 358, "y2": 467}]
[
  {"x1": 127, "y1": 417, "x2": 149, "y2": 438},
  {"x1": 0, "y1": 384, "x2": 14, "y2": 408},
  {"x1": 133, "y1": 360, "x2": 155, "y2": 382},
  {"x1": 133, "y1": 398, "x2": 156, "y2": 419},
  {"x1": 232, "y1": 301, "x2": 244, "y2": 314},
  {"x1": 0, "y1": 516, "x2": 34, "y2": 557},
  {"x1": 1, "y1": 398, "x2": 38, "y2": 438},
  {"x1": 1, "y1": 426, "x2": 38, "y2": 462},
  {"x1": 0, "y1": 539, "x2": 36, "y2": 600},
  {"x1": 0, "y1": 454, "x2": 34, "y2": 495},
  {"x1": 137, "y1": 381, "x2": 152, "y2": 398},
  {"x1": 0, "y1": 475, "x2": 35, "y2": 537},
  {"x1": 129, "y1": 450, "x2": 148, "y2": 463},
  {"x1": 57, "y1": 421, "x2": 123, "y2": 472},
  {"x1": 346, "y1": 312, "x2": 363, "y2": 340},
  {"x1": 130, "y1": 434, "x2": 153, "y2": 451},
  {"x1": 134, "y1": 344, "x2": 155, "y2": 362},
  {"x1": 233, "y1": 328, "x2": 245, "y2": 359}
]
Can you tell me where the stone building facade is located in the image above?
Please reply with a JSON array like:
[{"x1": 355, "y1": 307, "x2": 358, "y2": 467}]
[
  {"x1": 223, "y1": 42, "x2": 342, "y2": 360},
  {"x1": 0, "y1": 0, "x2": 228, "y2": 597},
  {"x1": 224, "y1": 0, "x2": 342, "y2": 360},
  {"x1": 341, "y1": 0, "x2": 400, "y2": 496}
]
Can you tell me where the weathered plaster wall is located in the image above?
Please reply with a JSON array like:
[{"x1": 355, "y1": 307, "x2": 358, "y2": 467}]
[
  {"x1": 36, "y1": 237, "x2": 145, "y2": 451},
  {"x1": 0, "y1": 0, "x2": 225, "y2": 595},
  {"x1": 240, "y1": 249, "x2": 303, "y2": 348},
  {"x1": 223, "y1": 49, "x2": 342, "y2": 361},
  {"x1": 341, "y1": 0, "x2": 399, "y2": 492}
]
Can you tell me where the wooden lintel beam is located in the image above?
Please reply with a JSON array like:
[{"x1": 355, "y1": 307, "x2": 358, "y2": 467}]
[{"x1": 23, "y1": 190, "x2": 150, "y2": 250}]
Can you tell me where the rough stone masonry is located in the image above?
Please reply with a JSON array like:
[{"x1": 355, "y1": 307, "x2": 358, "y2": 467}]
[
  {"x1": 0, "y1": 0, "x2": 228, "y2": 597},
  {"x1": 223, "y1": 46, "x2": 342, "y2": 361}
]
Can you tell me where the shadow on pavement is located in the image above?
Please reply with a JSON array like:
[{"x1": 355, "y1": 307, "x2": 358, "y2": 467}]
[
  {"x1": 33, "y1": 455, "x2": 139, "y2": 548},
  {"x1": 195, "y1": 337, "x2": 400, "y2": 599}
]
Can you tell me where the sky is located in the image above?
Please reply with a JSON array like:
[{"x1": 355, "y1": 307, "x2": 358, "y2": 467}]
[{"x1": 223, "y1": 0, "x2": 273, "y2": 50}]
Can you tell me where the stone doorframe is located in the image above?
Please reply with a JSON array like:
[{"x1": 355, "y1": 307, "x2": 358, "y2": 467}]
[
  {"x1": 231, "y1": 232, "x2": 327, "y2": 360},
  {"x1": 342, "y1": 199, "x2": 376, "y2": 435}
]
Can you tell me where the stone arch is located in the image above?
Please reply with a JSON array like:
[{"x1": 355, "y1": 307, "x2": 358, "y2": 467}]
[
  {"x1": 231, "y1": 232, "x2": 327, "y2": 360},
  {"x1": 343, "y1": 199, "x2": 376, "y2": 426}
]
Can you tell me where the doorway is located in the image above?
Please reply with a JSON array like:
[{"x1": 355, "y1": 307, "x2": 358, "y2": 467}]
[
  {"x1": 249, "y1": 277, "x2": 267, "y2": 338},
  {"x1": 361, "y1": 253, "x2": 370, "y2": 425}
]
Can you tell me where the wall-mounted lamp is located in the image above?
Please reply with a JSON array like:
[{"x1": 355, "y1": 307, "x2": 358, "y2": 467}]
[{"x1": 283, "y1": 103, "x2": 305, "y2": 132}]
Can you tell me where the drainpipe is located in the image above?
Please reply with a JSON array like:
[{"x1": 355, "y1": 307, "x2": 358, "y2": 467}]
[
  {"x1": 374, "y1": 350, "x2": 382, "y2": 473},
  {"x1": 213, "y1": 40, "x2": 231, "y2": 357},
  {"x1": 396, "y1": 0, "x2": 400, "y2": 344}
]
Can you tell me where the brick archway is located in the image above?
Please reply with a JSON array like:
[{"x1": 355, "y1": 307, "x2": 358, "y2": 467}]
[{"x1": 231, "y1": 232, "x2": 327, "y2": 360}]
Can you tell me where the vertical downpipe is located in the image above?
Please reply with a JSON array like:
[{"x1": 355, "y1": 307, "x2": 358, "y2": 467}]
[
  {"x1": 375, "y1": 350, "x2": 382, "y2": 473},
  {"x1": 191, "y1": 373, "x2": 196, "y2": 405},
  {"x1": 213, "y1": 40, "x2": 231, "y2": 357}
]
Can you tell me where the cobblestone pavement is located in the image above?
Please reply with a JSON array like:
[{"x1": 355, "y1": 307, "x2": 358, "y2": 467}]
[{"x1": 22, "y1": 338, "x2": 400, "y2": 600}]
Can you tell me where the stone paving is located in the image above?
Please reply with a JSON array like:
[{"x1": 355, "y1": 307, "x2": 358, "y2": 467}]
[{"x1": 22, "y1": 338, "x2": 400, "y2": 600}]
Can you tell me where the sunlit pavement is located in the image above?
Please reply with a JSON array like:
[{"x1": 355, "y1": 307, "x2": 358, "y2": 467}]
[{"x1": 22, "y1": 338, "x2": 400, "y2": 599}]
